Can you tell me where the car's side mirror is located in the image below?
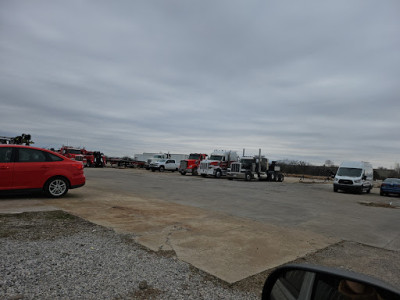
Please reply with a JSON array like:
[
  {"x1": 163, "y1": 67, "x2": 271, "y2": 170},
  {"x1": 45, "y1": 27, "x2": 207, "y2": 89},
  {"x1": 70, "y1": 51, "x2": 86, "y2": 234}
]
[{"x1": 262, "y1": 264, "x2": 400, "y2": 300}]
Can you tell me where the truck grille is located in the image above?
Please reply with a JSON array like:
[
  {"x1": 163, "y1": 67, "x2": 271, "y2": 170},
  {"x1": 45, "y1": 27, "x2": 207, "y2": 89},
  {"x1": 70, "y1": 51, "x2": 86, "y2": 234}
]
[
  {"x1": 181, "y1": 161, "x2": 188, "y2": 170},
  {"x1": 339, "y1": 179, "x2": 353, "y2": 185},
  {"x1": 200, "y1": 162, "x2": 209, "y2": 170},
  {"x1": 231, "y1": 163, "x2": 241, "y2": 173}
]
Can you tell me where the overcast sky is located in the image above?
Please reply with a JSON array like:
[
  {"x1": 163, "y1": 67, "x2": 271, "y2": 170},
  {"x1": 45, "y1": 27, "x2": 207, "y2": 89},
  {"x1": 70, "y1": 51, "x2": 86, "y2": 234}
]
[{"x1": 1, "y1": 1, "x2": 399, "y2": 167}]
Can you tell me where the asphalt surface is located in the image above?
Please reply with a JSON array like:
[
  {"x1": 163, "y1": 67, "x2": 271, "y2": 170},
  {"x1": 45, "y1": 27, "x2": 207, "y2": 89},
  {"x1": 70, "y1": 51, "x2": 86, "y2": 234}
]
[{"x1": 83, "y1": 168, "x2": 400, "y2": 251}]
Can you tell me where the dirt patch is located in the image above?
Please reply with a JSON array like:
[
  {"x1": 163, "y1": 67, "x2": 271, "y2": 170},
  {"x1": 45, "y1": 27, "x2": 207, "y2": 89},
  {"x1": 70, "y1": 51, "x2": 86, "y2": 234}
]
[{"x1": 0, "y1": 210, "x2": 99, "y2": 240}]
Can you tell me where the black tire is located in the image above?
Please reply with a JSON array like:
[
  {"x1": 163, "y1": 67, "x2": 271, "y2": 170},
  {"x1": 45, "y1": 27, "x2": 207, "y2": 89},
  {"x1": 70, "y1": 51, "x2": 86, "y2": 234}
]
[
  {"x1": 44, "y1": 176, "x2": 69, "y2": 198},
  {"x1": 180, "y1": 171, "x2": 186, "y2": 176},
  {"x1": 151, "y1": 168, "x2": 156, "y2": 172},
  {"x1": 380, "y1": 190, "x2": 385, "y2": 196},
  {"x1": 228, "y1": 177, "x2": 233, "y2": 180},
  {"x1": 159, "y1": 166, "x2": 165, "y2": 172},
  {"x1": 245, "y1": 172, "x2": 252, "y2": 181},
  {"x1": 334, "y1": 186, "x2": 338, "y2": 192},
  {"x1": 192, "y1": 167, "x2": 198, "y2": 176},
  {"x1": 366, "y1": 187, "x2": 371, "y2": 194},
  {"x1": 278, "y1": 175, "x2": 284, "y2": 182},
  {"x1": 358, "y1": 186, "x2": 363, "y2": 194},
  {"x1": 215, "y1": 169, "x2": 222, "y2": 179},
  {"x1": 201, "y1": 174, "x2": 207, "y2": 178}
]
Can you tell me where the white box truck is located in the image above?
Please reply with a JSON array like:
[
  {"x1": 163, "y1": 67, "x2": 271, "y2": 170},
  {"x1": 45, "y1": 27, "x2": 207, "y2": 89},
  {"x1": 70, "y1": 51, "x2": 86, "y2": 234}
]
[{"x1": 333, "y1": 161, "x2": 373, "y2": 193}]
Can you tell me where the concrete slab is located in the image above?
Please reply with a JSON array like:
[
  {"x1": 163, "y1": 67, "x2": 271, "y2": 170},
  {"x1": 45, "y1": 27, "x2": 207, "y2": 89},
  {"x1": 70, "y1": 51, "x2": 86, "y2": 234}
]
[{"x1": 40, "y1": 187, "x2": 337, "y2": 283}]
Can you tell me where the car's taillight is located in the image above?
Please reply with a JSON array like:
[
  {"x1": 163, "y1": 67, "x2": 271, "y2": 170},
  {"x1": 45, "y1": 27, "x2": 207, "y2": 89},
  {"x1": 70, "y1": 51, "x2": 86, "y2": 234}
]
[{"x1": 73, "y1": 163, "x2": 84, "y2": 170}]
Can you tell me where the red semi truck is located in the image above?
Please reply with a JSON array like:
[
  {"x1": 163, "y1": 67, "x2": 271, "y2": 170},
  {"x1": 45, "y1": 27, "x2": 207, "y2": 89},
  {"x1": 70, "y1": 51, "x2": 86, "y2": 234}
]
[
  {"x1": 59, "y1": 146, "x2": 87, "y2": 165},
  {"x1": 179, "y1": 153, "x2": 208, "y2": 176},
  {"x1": 59, "y1": 146, "x2": 106, "y2": 167}
]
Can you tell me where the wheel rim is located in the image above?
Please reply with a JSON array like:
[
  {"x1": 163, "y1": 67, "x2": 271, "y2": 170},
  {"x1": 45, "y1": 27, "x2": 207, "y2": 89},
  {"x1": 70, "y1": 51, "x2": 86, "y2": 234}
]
[{"x1": 49, "y1": 179, "x2": 67, "y2": 196}]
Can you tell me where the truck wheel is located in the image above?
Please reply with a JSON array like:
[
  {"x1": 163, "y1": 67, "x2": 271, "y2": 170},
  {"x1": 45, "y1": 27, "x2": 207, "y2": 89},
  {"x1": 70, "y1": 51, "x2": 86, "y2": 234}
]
[
  {"x1": 151, "y1": 168, "x2": 156, "y2": 172},
  {"x1": 215, "y1": 169, "x2": 222, "y2": 178},
  {"x1": 44, "y1": 176, "x2": 69, "y2": 198},
  {"x1": 245, "y1": 172, "x2": 252, "y2": 181},
  {"x1": 333, "y1": 186, "x2": 338, "y2": 192},
  {"x1": 201, "y1": 174, "x2": 207, "y2": 178},
  {"x1": 192, "y1": 167, "x2": 198, "y2": 176},
  {"x1": 270, "y1": 173, "x2": 275, "y2": 182},
  {"x1": 159, "y1": 166, "x2": 165, "y2": 172},
  {"x1": 278, "y1": 175, "x2": 284, "y2": 182},
  {"x1": 228, "y1": 177, "x2": 233, "y2": 180},
  {"x1": 180, "y1": 171, "x2": 186, "y2": 175}
]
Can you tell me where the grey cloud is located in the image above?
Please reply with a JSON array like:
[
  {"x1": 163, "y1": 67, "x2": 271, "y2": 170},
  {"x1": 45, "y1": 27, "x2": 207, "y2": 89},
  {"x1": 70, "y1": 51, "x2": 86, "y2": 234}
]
[{"x1": 1, "y1": 0, "x2": 399, "y2": 167}]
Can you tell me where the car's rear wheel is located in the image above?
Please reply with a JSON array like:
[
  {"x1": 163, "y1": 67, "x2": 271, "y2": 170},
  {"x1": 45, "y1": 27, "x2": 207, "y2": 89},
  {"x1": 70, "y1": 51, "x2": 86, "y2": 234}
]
[{"x1": 44, "y1": 177, "x2": 69, "y2": 198}]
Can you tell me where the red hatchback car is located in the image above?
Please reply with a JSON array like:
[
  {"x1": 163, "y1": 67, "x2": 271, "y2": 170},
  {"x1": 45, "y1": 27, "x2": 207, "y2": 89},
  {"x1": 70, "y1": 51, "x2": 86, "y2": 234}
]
[{"x1": 0, "y1": 145, "x2": 85, "y2": 198}]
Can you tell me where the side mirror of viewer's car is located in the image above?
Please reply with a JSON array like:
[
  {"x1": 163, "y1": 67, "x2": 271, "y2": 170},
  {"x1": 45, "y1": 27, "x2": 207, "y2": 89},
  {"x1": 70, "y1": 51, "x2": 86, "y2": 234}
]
[{"x1": 262, "y1": 264, "x2": 400, "y2": 300}]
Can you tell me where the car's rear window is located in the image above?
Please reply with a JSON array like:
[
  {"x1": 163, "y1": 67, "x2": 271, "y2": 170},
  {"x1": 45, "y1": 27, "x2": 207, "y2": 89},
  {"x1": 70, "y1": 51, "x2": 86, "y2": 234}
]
[
  {"x1": 0, "y1": 147, "x2": 13, "y2": 163},
  {"x1": 384, "y1": 178, "x2": 400, "y2": 184},
  {"x1": 48, "y1": 152, "x2": 63, "y2": 161},
  {"x1": 18, "y1": 148, "x2": 47, "y2": 162}
]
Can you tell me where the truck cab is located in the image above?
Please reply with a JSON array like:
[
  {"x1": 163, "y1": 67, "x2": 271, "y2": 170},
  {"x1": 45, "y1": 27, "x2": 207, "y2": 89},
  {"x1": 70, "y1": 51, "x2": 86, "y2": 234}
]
[
  {"x1": 333, "y1": 161, "x2": 373, "y2": 193},
  {"x1": 150, "y1": 159, "x2": 179, "y2": 172},
  {"x1": 198, "y1": 150, "x2": 238, "y2": 178},
  {"x1": 59, "y1": 146, "x2": 86, "y2": 166},
  {"x1": 179, "y1": 153, "x2": 208, "y2": 176},
  {"x1": 227, "y1": 156, "x2": 284, "y2": 181},
  {"x1": 146, "y1": 154, "x2": 166, "y2": 169}
]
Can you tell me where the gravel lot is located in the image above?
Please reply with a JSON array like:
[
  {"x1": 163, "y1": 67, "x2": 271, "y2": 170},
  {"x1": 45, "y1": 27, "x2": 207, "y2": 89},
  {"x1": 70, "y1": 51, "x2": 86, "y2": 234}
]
[{"x1": 0, "y1": 211, "x2": 260, "y2": 300}]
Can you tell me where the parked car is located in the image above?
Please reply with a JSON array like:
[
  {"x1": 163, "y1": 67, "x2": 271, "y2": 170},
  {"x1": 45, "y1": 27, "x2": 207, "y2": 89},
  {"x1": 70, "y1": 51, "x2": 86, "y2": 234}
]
[
  {"x1": 0, "y1": 145, "x2": 85, "y2": 198},
  {"x1": 150, "y1": 159, "x2": 179, "y2": 172},
  {"x1": 380, "y1": 178, "x2": 400, "y2": 196}
]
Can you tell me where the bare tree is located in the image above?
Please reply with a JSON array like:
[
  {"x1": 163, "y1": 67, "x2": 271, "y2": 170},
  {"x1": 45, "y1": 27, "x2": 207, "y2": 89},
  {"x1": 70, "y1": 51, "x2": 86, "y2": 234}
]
[{"x1": 324, "y1": 160, "x2": 334, "y2": 167}]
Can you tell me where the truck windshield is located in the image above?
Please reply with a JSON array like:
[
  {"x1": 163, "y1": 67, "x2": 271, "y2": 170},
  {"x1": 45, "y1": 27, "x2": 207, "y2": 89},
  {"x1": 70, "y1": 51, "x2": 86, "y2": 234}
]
[
  {"x1": 337, "y1": 167, "x2": 362, "y2": 177},
  {"x1": 209, "y1": 155, "x2": 223, "y2": 161},
  {"x1": 240, "y1": 159, "x2": 253, "y2": 169},
  {"x1": 189, "y1": 154, "x2": 201, "y2": 159},
  {"x1": 67, "y1": 149, "x2": 81, "y2": 154}
]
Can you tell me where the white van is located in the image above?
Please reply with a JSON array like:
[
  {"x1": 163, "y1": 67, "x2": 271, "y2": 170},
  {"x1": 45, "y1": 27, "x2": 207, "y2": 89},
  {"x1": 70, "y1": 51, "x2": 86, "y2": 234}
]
[{"x1": 333, "y1": 161, "x2": 373, "y2": 193}]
